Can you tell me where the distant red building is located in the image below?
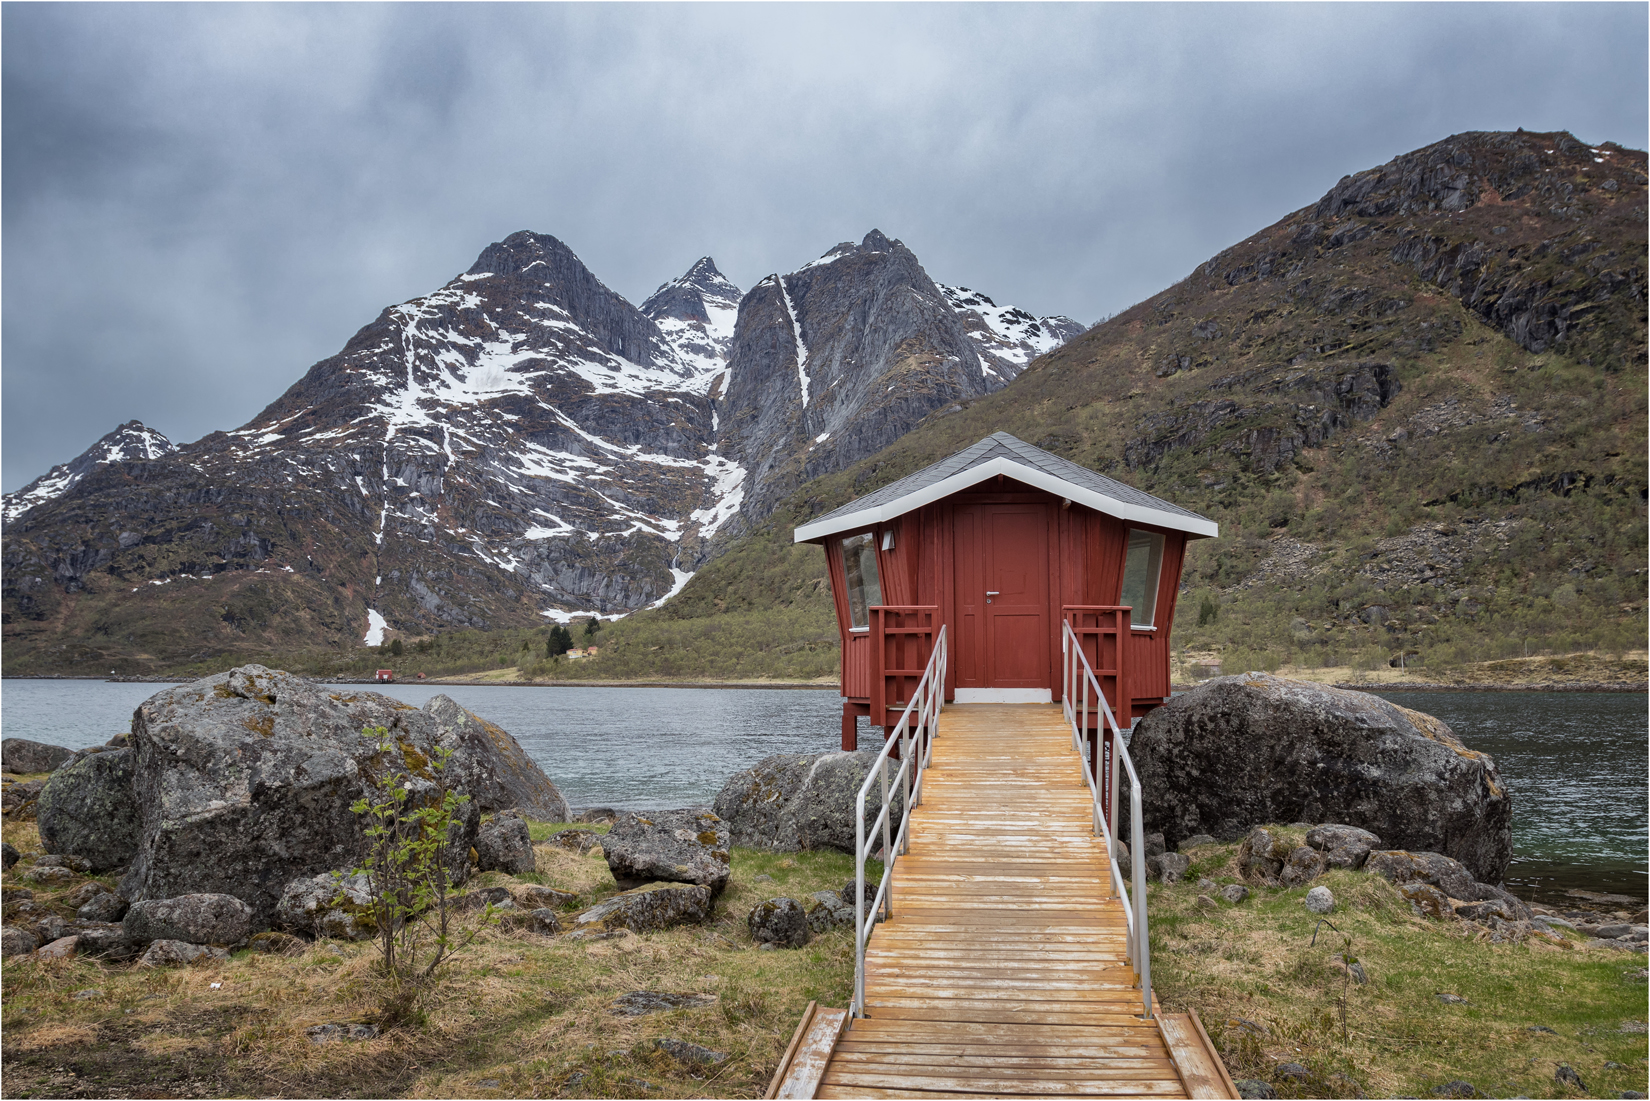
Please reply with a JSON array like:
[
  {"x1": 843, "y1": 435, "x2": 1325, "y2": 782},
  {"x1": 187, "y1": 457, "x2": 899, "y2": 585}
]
[
  {"x1": 794, "y1": 433, "x2": 1217, "y2": 749},
  {"x1": 375, "y1": 669, "x2": 395, "y2": 683}
]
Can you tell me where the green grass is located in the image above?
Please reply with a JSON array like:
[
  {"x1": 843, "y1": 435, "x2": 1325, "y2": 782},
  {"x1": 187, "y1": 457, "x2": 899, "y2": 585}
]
[
  {"x1": 1, "y1": 813, "x2": 885, "y2": 1100},
  {"x1": 1152, "y1": 839, "x2": 1650, "y2": 1099}
]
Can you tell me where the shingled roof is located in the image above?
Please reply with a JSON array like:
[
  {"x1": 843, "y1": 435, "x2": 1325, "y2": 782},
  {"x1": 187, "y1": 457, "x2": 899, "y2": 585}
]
[{"x1": 793, "y1": 432, "x2": 1218, "y2": 542}]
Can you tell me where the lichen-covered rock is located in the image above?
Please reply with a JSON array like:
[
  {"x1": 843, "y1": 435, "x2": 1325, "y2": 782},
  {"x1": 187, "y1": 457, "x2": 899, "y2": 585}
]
[
  {"x1": 76, "y1": 891, "x2": 128, "y2": 924},
  {"x1": 117, "y1": 666, "x2": 493, "y2": 925},
  {"x1": 453, "y1": 886, "x2": 513, "y2": 912},
  {"x1": 713, "y1": 750, "x2": 905, "y2": 854},
  {"x1": 1, "y1": 738, "x2": 73, "y2": 774},
  {"x1": 1306, "y1": 824, "x2": 1381, "y2": 869},
  {"x1": 2, "y1": 779, "x2": 46, "y2": 819},
  {"x1": 37, "y1": 748, "x2": 140, "y2": 872},
  {"x1": 74, "y1": 922, "x2": 133, "y2": 958},
  {"x1": 275, "y1": 872, "x2": 377, "y2": 940},
  {"x1": 139, "y1": 939, "x2": 229, "y2": 967},
  {"x1": 1365, "y1": 850, "x2": 1530, "y2": 918},
  {"x1": 501, "y1": 907, "x2": 562, "y2": 935},
  {"x1": 1400, "y1": 882, "x2": 1453, "y2": 920},
  {"x1": 550, "y1": 828, "x2": 600, "y2": 854},
  {"x1": 1131, "y1": 674, "x2": 1512, "y2": 882},
  {"x1": 1279, "y1": 846, "x2": 1327, "y2": 888},
  {"x1": 1, "y1": 926, "x2": 39, "y2": 958},
  {"x1": 805, "y1": 890, "x2": 854, "y2": 932},
  {"x1": 515, "y1": 885, "x2": 577, "y2": 910},
  {"x1": 1238, "y1": 826, "x2": 1295, "y2": 881},
  {"x1": 1304, "y1": 886, "x2": 1335, "y2": 914},
  {"x1": 1151, "y1": 852, "x2": 1191, "y2": 884},
  {"x1": 421, "y1": 695, "x2": 570, "y2": 822},
  {"x1": 748, "y1": 897, "x2": 811, "y2": 948},
  {"x1": 124, "y1": 893, "x2": 254, "y2": 947},
  {"x1": 603, "y1": 810, "x2": 730, "y2": 895},
  {"x1": 570, "y1": 882, "x2": 713, "y2": 935},
  {"x1": 1, "y1": 842, "x2": 18, "y2": 871},
  {"x1": 1221, "y1": 883, "x2": 1250, "y2": 904},
  {"x1": 475, "y1": 811, "x2": 536, "y2": 875},
  {"x1": 37, "y1": 935, "x2": 80, "y2": 960}
]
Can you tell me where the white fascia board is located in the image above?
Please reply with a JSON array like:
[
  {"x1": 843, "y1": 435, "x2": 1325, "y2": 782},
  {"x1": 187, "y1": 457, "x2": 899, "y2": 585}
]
[{"x1": 793, "y1": 456, "x2": 1219, "y2": 542}]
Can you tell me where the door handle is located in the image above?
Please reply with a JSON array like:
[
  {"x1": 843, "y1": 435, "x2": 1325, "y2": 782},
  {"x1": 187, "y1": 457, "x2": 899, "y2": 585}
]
[{"x1": 986, "y1": 590, "x2": 999, "y2": 604}]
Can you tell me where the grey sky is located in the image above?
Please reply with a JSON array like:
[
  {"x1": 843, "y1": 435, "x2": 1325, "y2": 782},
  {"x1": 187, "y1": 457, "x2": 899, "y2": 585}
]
[{"x1": 4, "y1": 3, "x2": 1645, "y2": 491}]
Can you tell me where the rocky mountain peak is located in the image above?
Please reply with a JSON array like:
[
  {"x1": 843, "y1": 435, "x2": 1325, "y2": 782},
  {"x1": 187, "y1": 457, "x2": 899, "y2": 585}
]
[
  {"x1": 4, "y1": 420, "x2": 176, "y2": 526},
  {"x1": 642, "y1": 257, "x2": 743, "y2": 377}
]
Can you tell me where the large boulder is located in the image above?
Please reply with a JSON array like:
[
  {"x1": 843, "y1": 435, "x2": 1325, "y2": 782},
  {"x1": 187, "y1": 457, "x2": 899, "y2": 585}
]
[
  {"x1": 421, "y1": 695, "x2": 570, "y2": 821},
  {"x1": 1130, "y1": 674, "x2": 1512, "y2": 882},
  {"x1": 37, "y1": 749, "x2": 141, "y2": 872},
  {"x1": 603, "y1": 810, "x2": 731, "y2": 895},
  {"x1": 116, "y1": 666, "x2": 557, "y2": 926},
  {"x1": 475, "y1": 811, "x2": 536, "y2": 875},
  {"x1": 1, "y1": 738, "x2": 73, "y2": 774},
  {"x1": 124, "y1": 893, "x2": 254, "y2": 947},
  {"x1": 714, "y1": 749, "x2": 906, "y2": 854},
  {"x1": 570, "y1": 883, "x2": 713, "y2": 935}
]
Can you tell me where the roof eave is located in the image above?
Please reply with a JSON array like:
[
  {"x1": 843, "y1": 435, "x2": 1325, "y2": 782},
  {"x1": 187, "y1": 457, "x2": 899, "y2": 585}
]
[{"x1": 793, "y1": 456, "x2": 1218, "y2": 542}]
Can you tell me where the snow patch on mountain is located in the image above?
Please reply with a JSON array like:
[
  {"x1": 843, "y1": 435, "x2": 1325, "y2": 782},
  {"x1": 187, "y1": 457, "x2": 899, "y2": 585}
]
[
  {"x1": 3, "y1": 421, "x2": 176, "y2": 525},
  {"x1": 938, "y1": 284, "x2": 1086, "y2": 382},
  {"x1": 778, "y1": 276, "x2": 811, "y2": 406}
]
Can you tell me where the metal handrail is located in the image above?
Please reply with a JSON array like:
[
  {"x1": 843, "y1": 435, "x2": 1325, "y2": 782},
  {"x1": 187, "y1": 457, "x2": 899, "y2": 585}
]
[
  {"x1": 1061, "y1": 619, "x2": 1153, "y2": 1019},
  {"x1": 851, "y1": 623, "x2": 948, "y2": 1019}
]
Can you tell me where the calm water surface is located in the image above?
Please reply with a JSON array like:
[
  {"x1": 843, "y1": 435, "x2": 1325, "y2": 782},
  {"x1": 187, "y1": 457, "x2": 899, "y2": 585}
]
[{"x1": 2, "y1": 680, "x2": 1643, "y2": 901}]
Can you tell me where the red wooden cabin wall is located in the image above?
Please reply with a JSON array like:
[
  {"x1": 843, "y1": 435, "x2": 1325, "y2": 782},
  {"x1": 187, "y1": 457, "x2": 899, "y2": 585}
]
[{"x1": 821, "y1": 476, "x2": 1194, "y2": 735}]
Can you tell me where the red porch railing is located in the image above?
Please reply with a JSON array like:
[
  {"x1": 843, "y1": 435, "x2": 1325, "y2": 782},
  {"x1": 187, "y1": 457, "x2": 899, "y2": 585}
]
[{"x1": 869, "y1": 605, "x2": 939, "y2": 729}]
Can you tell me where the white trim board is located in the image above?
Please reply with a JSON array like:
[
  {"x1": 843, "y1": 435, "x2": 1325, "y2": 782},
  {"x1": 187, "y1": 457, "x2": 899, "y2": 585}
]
[
  {"x1": 953, "y1": 688, "x2": 1053, "y2": 704},
  {"x1": 793, "y1": 455, "x2": 1219, "y2": 542}
]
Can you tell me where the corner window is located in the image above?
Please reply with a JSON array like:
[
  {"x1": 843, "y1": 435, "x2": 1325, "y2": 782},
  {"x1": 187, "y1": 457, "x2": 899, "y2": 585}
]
[
  {"x1": 842, "y1": 532, "x2": 883, "y2": 630},
  {"x1": 1119, "y1": 529, "x2": 1165, "y2": 628}
]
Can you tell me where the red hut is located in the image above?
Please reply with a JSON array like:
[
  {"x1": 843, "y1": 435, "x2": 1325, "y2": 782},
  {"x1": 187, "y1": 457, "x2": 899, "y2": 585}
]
[{"x1": 795, "y1": 433, "x2": 1218, "y2": 749}]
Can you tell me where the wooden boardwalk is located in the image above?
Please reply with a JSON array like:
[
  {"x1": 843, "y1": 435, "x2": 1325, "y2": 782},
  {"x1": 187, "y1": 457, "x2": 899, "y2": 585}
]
[{"x1": 798, "y1": 704, "x2": 1233, "y2": 1100}]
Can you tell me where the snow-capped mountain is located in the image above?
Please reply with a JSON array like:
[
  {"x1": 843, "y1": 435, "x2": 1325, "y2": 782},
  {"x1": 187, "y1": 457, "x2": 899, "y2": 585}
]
[
  {"x1": 939, "y1": 285, "x2": 1086, "y2": 383},
  {"x1": 642, "y1": 257, "x2": 743, "y2": 383},
  {"x1": 3, "y1": 421, "x2": 175, "y2": 525},
  {"x1": 3, "y1": 228, "x2": 1084, "y2": 665},
  {"x1": 719, "y1": 231, "x2": 1015, "y2": 520}
]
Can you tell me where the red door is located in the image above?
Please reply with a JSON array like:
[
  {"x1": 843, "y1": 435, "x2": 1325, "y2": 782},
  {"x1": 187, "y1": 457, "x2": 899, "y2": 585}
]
[{"x1": 953, "y1": 504, "x2": 1050, "y2": 695}]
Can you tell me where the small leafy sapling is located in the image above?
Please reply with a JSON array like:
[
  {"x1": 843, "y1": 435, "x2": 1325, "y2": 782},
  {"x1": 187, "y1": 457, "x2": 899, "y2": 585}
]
[{"x1": 349, "y1": 726, "x2": 493, "y2": 1025}]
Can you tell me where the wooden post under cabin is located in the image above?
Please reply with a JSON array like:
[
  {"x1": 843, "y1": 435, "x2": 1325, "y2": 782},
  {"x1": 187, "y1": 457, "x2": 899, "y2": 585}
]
[{"x1": 794, "y1": 432, "x2": 1217, "y2": 751}]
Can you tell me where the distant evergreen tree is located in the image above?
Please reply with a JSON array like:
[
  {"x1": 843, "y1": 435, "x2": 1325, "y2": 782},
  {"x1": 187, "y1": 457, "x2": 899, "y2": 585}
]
[
  {"x1": 547, "y1": 625, "x2": 574, "y2": 656},
  {"x1": 583, "y1": 617, "x2": 601, "y2": 640},
  {"x1": 388, "y1": 638, "x2": 404, "y2": 657}
]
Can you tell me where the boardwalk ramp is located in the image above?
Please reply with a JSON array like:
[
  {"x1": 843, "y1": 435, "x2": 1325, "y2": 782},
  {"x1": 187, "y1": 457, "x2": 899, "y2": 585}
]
[{"x1": 771, "y1": 704, "x2": 1236, "y2": 1099}]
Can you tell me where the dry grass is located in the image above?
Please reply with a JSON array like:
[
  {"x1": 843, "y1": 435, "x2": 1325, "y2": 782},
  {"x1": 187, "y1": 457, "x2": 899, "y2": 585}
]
[
  {"x1": 2, "y1": 815, "x2": 870, "y2": 1099},
  {"x1": 1151, "y1": 839, "x2": 1650, "y2": 1099}
]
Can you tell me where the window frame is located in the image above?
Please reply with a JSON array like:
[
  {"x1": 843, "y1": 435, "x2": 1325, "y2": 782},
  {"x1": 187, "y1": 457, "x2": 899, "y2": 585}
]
[
  {"x1": 1119, "y1": 528, "x2": 1166, "y2": 630},
  {"x1": 840, "y1": 530, "x2": 883, "y2": 632}
]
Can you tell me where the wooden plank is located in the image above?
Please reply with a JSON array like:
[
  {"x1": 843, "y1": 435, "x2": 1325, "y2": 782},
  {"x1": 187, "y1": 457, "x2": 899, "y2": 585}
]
[
  {"x1": 1157, "y1": 1014, "x2": 1237, "y2": 1099},
  {"x1": 820, "y1": 1069, "x2": 1186, "y2": 1095},
  {"x1": 825, "y1": 1061, "x2": 1184, "y2": 1083},
  {"x1": 766, "y1": 1001, "x2": 817, "y2": 1100},
  {"x1": 831, "y1": 1051, "x2": 1177, "y2": 1071},
  {"x1": 1190, "y1": 1010, "x2": 1241, "y2": 1099},
  {"x1": 775, "y1": 1006, "x2": 848, "y2": 1099}
]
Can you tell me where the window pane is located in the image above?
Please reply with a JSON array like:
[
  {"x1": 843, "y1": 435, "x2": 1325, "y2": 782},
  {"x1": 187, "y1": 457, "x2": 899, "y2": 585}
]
[
  {"x1": 842, "y1": 533, "x2": 882, "y2": 629},
  {"x1": 1119, "y1": 529, "x2": 1164, "y2": 628}
]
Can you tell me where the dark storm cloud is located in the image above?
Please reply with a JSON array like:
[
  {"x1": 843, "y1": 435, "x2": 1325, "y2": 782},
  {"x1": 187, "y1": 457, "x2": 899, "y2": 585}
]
[{"x1": 4, "y1": 3, "x2": 1645, "y2": 490}]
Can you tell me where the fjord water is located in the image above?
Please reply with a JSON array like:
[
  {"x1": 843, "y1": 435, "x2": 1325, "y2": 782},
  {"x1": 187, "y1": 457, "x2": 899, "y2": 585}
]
[{"x1": 3, "y1": 681, "x2": 1643, "y2": 901}]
